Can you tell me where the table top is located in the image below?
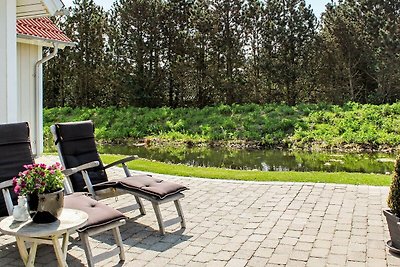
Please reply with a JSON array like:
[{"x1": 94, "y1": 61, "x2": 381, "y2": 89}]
[{"x1": 0, "y1": 208, "x2": 88, "y2": 238}]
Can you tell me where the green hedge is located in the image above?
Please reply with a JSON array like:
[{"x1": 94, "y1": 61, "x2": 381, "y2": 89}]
[{"x1": 43, "y1": 102, "x2": 400, "y2": 149}]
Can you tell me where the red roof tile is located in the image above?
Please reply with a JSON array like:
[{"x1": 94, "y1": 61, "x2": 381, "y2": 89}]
[{"x1": 17, "y1": 17, "x2": 73, "y2": 44}]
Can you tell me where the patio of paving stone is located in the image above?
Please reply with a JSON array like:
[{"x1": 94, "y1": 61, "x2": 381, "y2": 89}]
[{"x1": 0, "y1": 155, "x2": 399, "y2": 266}]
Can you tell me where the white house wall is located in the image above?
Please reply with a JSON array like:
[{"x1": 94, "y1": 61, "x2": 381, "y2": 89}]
[
  {"x1": 0, "y1": 0, "x2": 18, "y2": 123},
  {"x1": 17, "y1": 42, "x2": 43, "y2": 155}
]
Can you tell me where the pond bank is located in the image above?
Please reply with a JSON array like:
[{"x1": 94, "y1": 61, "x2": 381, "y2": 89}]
[
  {"x1": 100, "y1": 137, "x2": 400, "y2": 154},
  {"x1": 44, "y1": 102, "x2": 400, "y2": 153}
]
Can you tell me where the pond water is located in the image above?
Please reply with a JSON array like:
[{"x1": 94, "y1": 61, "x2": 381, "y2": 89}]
[{"x1": 92, "y1": 144, "x2": 396, "y2": 174}]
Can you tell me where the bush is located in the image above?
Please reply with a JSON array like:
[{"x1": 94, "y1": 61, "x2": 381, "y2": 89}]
[{"x1": 388, "y1": 156, "x2": 400, "y2": 216}]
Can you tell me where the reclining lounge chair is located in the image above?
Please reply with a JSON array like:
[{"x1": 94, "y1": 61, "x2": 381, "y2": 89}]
[
  {"x1": 51, "y1": 121, "x2": 188, "y2": 235},
  {"x1": 0, "y1": 122, "x2": 126, "y2": 267}
]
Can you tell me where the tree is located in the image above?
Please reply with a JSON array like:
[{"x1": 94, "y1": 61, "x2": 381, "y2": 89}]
[
  {"x1": 243, "y1": 0, "x2": 265, "y2": 103},
  {"x1": 210, "y1": 0, "x2": 246, "y2": 104},
  {"x1": 263, "y1": 0, "x2": 317, "y2": 106},
  {"x1": 70, "y1": 0, "x2": 109, "y2": 106},
  {"x1": 159, "y1": 0, "x2": 193, "y2": 107},
  {"x1": 318, "y1": 0, "x2": 400, "y2": 104}
]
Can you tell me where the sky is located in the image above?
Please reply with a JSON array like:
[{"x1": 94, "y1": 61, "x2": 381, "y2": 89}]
[{"x1": 62, "y1": 0, "x2": 330, "y2": 18}]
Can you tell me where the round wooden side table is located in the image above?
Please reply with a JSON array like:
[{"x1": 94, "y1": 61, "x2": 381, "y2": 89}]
[{"x1": 0, "y1": 208, "x2": 88, "y2": 267}]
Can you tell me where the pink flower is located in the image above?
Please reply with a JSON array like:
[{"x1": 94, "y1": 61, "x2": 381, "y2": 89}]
[
  {"x1": 14, "y1": 162, "x2": 64, "y2": 196},
  {"x1": 14, "y1": 185, "x2": 21, "y2": 195},
  {"x1": 24, "y1": 164, "x2": 34, "y2": 170}
]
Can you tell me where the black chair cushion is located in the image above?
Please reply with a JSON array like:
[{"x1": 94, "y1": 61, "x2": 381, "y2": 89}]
[
  {"x1": 55, "y1": 121, "x2": 108, "y2": 192},
  {"x1": 0, "y1": 122, "x2": 34, "y2": 217}
]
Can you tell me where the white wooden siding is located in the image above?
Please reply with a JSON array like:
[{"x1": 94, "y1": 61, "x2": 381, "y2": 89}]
[{"x1": 17, "y1": 42, "x2": 43, "y2": 155}]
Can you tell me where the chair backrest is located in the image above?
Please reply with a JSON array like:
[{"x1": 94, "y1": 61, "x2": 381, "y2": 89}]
[
  {"x1": 0, "y1": 122, "x2": 35, "y2": 217},
  {"x1": 52, "y1": 121, "x2": 108, "y2": 192}
]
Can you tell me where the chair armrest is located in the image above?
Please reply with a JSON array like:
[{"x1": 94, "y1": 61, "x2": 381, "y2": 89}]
[
  {"x1": 0, "y1": 180, "x2": 13, "y2": 190},
  {"x1": 0, "y1": 180, "x2": 14, "y2": 215},
  {"x1": 62, "y1": 161, "x2": 100, "y2": 177},
  {"x1": 104, "y1": 155, "x2": 139, "y2": 169}
]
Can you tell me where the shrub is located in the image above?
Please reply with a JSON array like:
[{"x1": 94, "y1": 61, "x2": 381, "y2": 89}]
[{"x1": 388, "y1": 156, "x2": 400, "y2": 216}]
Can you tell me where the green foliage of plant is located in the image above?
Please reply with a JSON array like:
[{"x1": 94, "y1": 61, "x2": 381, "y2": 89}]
[
  {"x1": 44, "y1": 102, "x2": 400, "y2": 149},
  {"x1": 291, "y1": 102, "x2": 400, "y2": 148},
  {"x1": 100, "y1": 154, "x2": 390, "y2": 186},
  {"x1": 388, "y1": 156, "x2": 400, "y2": 216}
]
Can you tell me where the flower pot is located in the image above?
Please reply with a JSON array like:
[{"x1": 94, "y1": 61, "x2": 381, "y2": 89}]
[
  {"x1": 27, "y1": 188, "x2": 64, "y2": 223},
  {"x1": 383, "y1": 209, "x2": 400, "y2": 253}
]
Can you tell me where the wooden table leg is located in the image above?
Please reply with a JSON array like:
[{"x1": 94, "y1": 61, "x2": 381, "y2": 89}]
[
  {"x1": 26, "y1": 242, "x2": 38, "y2": 267},
  {"x1": 15, "y1": 237, "x2": 38, "y2": 267},
  {"x1": 15, "y1": 237, "x2": 29, "y2": 265},
  {"x1": 52, "y1": 235, "x2": 68, "y2": 267},
  {"x1": 61, "y1": 232, "x2": 69, "y2": 261}
]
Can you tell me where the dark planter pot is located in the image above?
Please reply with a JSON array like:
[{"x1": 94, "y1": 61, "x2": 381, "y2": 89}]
[
  {"x1": 27, "y1": 189, "x2": 64, "y2": 224},
  {"x1": 383, "y1": 209, "x2": 400, "y2": 252}
]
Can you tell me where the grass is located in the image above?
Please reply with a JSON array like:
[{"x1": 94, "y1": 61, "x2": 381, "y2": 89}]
[{"x1": 100, "y1": 154, "x2": 391, "y2": 186}]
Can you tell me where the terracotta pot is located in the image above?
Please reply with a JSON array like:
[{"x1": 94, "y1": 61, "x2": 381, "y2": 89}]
[{"x1": 27, "y1": 188, "x2": 64, "y2": 223}]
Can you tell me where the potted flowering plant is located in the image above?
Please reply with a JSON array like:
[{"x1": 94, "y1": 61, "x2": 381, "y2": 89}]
[{"x1": 13, "y1": 162, "x2": 65, "y2": 223}]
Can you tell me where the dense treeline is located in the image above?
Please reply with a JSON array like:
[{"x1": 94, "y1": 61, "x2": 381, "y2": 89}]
[
  {"x1": 43, "y1": 102, "x2": 400, "y2": 151},
  {"x1": 44, "y1": 0, "x2": 400, "y2": 108}
]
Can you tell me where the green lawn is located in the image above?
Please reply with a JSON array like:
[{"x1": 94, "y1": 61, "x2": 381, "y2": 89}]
[{"x1": 100, "y1": 154, "x2": 391, "y2": 186}]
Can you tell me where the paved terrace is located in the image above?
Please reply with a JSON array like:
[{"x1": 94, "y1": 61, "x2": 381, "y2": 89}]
[{"x1": 0, "y1": 155, "x2": 398, "y2": 266}]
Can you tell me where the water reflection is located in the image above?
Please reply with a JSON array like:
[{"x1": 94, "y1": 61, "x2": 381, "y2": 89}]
[{"x1": 92, "y1": 144, "x2": 396, "y2": 174}]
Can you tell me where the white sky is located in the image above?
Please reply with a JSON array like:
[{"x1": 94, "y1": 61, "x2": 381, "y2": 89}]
[{"x1": 62, "y1": 0, "x2": 332, "y2": 18}]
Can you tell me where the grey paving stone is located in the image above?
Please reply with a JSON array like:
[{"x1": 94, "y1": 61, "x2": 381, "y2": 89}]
[
  {"x1": 2, "y1": 155, "x2": 394, "y2": 267},
  {"x1": 306, "y1": 257, "x2": 327, "y2": 267},
  {"x1": 268, "y1": 253, "x2": 290, "y2": 265},
  {"x1": 290, "y1": 250, "x2": 310, "y2": 261},
  {"x1": 214, "y1": 250, "x2": 234, "y2": 261},
  {"x1": 225, "y1": 258, "x2": 247, "y2": 267}
]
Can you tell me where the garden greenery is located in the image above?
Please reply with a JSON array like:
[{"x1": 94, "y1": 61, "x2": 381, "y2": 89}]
[{"x1": 44, "y1": 102, "x2": 400, "y2": 151}]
